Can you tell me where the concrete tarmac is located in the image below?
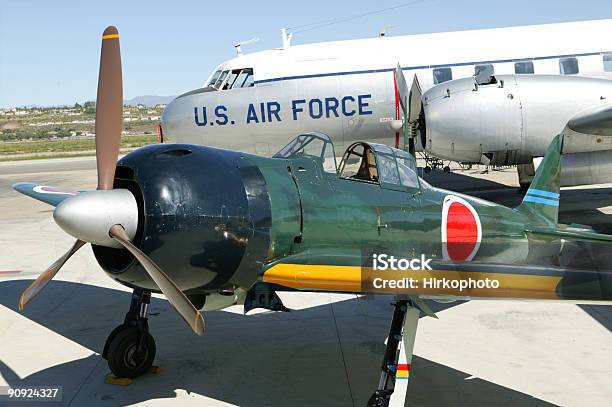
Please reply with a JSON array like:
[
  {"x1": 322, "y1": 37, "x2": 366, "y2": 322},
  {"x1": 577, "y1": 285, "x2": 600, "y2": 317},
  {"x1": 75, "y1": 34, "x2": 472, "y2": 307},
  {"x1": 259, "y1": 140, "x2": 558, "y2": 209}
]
[{"x1": 0, "y1": 158, "x2": 611, "y2": 406}]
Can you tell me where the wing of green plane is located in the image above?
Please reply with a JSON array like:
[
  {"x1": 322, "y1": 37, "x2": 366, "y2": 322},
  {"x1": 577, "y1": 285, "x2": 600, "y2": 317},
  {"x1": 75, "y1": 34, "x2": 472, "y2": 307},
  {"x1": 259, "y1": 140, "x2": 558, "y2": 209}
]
[{"x1": 12, "y1": 182, "x2": 78, "y2": 207}]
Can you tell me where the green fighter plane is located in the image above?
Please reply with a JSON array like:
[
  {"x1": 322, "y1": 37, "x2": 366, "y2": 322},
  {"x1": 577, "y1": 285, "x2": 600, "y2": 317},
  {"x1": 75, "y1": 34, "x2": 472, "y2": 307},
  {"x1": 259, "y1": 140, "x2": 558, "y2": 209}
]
[{"x1": 12, "y1": 27, "x2": 612, "y2": 407}]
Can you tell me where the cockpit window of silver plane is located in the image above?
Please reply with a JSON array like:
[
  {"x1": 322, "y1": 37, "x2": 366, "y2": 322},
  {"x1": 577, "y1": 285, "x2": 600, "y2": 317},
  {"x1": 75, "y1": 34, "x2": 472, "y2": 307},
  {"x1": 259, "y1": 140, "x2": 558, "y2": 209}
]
[
  {"x1": 213, "y1": 70, "x2": 229, "y2": 89},
  {"x1": 208, "y1": 68, "x2": 254, "y2": 90},
  {"x1": 207, "y1": 69, "x2": 223, "y2": 87},
  {"x1": 222, "y1": 71, "x2": 238, "y2": 90},
  {"x1": 236, "y1": 69, "x2": 254, "y2": 88},
  {"x1": 225, "y1": 68, "x2": 255, "y2": 89}
]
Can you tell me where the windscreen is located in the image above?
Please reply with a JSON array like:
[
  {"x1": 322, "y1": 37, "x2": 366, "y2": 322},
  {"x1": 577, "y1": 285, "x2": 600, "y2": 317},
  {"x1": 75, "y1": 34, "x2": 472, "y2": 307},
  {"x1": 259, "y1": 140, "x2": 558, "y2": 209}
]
[{"x1": 273, "y1": 133, "x2": 337, "y2": 173}]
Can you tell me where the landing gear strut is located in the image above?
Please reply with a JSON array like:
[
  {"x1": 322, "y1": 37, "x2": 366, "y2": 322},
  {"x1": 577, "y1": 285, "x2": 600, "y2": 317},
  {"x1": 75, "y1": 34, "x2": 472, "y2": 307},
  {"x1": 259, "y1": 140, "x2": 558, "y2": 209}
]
[
  {"x1": 103, "y1": 290, "x2": 156, "y2": 378},
  {"x1": 517, "y1": 162, "x2": 535, "y2": 194},
  {"x1": 368, "y1": 300, "x2": 420, "y2": 407}
]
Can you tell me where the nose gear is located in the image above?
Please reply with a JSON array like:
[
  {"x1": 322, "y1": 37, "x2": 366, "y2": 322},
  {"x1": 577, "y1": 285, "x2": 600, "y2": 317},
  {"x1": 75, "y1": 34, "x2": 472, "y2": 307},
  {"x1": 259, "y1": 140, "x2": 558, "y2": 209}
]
[{"x1": 103, "y1": 290, "x2": 156, "y2": 378}]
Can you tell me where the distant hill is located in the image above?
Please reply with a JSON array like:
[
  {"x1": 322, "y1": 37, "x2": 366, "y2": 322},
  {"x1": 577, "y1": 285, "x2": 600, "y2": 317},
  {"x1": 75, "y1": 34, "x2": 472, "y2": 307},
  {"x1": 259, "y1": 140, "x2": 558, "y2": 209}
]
[{"x1": 124, "y1": 95, "x2": 176, "y2": 107}]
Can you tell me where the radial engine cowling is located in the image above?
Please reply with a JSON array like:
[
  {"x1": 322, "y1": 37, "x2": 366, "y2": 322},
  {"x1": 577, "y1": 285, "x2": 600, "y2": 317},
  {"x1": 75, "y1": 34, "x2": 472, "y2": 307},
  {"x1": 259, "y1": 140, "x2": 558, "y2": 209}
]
[
  {"x1": 420, "y1": 75, "x2": 612, "y2": 165},
  {"x1": 92, "y1": 144, "x2": 271, "y2": 294}
]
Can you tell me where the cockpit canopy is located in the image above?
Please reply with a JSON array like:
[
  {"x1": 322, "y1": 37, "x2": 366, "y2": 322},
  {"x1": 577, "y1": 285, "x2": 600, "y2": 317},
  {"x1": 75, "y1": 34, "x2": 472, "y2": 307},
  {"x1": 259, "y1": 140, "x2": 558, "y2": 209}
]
[
  {"x1": 207, "y1": 67, "x2": 255, "y2": 90},
  {"x1": 339, "y1": 142, "x2": 420, "y2": 191},
  {"x1": 273, "y1": 132, "x2": 338, "y2": 173},
  {"x1": 274, "y1": 133, "x2": 421, "y2": 192}
]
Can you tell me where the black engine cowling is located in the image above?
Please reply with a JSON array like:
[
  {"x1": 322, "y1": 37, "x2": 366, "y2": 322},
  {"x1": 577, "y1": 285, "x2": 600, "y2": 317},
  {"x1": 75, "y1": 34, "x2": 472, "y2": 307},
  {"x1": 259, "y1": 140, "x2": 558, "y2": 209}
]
[{"x1": 92, "y1": 144, "x2": 271, "y2": 294}]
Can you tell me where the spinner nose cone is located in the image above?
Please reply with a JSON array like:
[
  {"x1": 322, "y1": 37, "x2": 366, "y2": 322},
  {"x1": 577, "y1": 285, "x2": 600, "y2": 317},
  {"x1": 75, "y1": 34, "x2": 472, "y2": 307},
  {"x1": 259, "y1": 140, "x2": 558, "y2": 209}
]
[{"x1": 53, "y1": 189, "x2": 138, "y2": 248}]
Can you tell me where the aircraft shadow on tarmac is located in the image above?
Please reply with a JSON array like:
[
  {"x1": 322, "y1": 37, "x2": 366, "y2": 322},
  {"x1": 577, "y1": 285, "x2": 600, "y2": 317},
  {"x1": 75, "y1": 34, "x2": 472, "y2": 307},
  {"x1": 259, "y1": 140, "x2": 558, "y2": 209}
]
[
  {"x1": 0, "y1": 280, "x2": 557, "y2": 407},
  {"x1": 579, "y1": 304, "x2": 612, "y2": 333}
]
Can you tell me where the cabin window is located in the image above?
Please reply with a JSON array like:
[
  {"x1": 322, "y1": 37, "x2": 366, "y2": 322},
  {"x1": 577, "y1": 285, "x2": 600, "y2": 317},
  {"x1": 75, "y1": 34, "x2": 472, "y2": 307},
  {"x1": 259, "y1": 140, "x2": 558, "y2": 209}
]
[
  {"x1": 433, "y1": 68, "x2": 452, "y2": 84},
  {"x1": 559, "y1": 57, "x2": 579, "y2": 75},
  {"x1": 475, "y1": 64, "x2": 494, "y2": 76},
  {"x1": 603, "y1": 53, "x2": 612, "y2": 72},
  {"x1": 514, "y1": 61, "x2": 534, "y2": 74},
  {"x1": 394, "y1": 150, "x2": 420, "y2": 189}
]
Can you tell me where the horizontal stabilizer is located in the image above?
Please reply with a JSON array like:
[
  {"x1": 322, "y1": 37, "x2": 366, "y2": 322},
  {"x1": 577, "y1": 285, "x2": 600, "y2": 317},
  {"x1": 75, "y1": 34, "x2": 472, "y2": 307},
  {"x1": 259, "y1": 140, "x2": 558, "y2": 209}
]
[
  {"x1": 12, "y1": 182, "x2": 77, "y2": 207},
  {"x1": 526, "y1": 226, "x2": 612, "y2": 242},
  {"x1": 409, "y1": 296, "x2": 438, "y2": 319}
]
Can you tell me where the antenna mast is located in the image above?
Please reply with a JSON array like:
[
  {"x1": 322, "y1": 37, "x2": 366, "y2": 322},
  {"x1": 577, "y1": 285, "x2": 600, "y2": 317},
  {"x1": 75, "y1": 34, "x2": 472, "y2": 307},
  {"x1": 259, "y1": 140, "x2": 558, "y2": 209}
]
[
  {"x1": 234, "y1": 37, "x2": 260, "y2": 56},
  {"x1": 281, "y1": 28, "x2": 293, "y2": 49}
]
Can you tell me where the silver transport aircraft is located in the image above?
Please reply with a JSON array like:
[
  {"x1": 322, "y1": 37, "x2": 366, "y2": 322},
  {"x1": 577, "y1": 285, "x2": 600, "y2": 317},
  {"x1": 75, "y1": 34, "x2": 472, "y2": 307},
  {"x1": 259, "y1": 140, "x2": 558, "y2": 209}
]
[{"x1": 160, "y1": 19, "x2": 612, "y2": 187}]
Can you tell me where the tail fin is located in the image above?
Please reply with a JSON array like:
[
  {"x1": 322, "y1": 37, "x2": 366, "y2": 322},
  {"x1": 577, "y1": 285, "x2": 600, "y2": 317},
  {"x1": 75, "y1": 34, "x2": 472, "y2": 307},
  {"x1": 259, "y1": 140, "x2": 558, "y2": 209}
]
[{"x1": 515, "y1": 134, "x2": 563, "y2": 225}]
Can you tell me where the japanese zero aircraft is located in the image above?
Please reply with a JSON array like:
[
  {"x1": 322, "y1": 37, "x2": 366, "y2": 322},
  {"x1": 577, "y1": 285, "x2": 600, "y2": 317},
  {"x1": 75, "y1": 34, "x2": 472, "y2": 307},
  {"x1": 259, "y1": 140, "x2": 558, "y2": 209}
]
[
  {"x1": 160, "y1": 19, "x2": 612, "y2": 187},
  {"x1": 12, "y1": 27, "x2": 612, "y2": 406}
]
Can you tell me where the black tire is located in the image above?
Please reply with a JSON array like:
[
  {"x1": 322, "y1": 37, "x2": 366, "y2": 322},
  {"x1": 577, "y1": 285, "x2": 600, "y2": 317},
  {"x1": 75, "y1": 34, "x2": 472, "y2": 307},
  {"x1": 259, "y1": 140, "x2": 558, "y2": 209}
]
[
  {"x1": 107, "y1": 327, "x2": 156, "y2": 378},
  {"x1": 424, "y1": 166, "x2": 432, "y2": 173},
  {"x1": 103, "y1": 323, "x2": 129, "y2": 360},
  {"x1": 443, "y1": 166, "x2": 451, "y2": 173}
]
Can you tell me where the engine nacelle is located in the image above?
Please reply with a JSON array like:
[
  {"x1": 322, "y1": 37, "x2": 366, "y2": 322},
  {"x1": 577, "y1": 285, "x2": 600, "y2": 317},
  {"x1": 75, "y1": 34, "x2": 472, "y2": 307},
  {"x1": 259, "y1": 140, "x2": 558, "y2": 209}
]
[
  {"x1": 421, "y1": 75, "x2": 612, "y2": 165},
  {"x1": 92, "y1": 144, "x2": 272, "y2": 294}
]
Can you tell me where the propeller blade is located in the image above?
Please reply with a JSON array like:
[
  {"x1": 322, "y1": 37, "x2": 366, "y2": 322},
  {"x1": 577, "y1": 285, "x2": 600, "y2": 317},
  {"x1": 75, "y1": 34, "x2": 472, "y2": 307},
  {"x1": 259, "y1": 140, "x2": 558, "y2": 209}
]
[
  {"x1": 95, "y1": 26, "x2": 123, "y2": 190},
  {"x1": 395, "y1": 63, "x2": 409, "y2": 121},
  {"x1": 408, "y1": 74, "x2": 423, "y2": 124},
  {"x1": 109, "y1": 225, "x2": 205, "y2": 336},
  {"x1": 19, "y1": 239, "x2": 86, "y2": 310},
  {"x1": 395, "y1": 66, "x2": 423, "y2": 155}
]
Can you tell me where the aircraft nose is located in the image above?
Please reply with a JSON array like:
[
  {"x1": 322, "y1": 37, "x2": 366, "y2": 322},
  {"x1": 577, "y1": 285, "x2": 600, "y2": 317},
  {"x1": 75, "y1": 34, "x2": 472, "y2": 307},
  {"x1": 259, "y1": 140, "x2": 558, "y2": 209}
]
[
  {"x1": 53, "y1": 189, "x2": 138, "y2": 248},
  {"x1": 160, "y1": 94, "x2": 201, "y2": 143},
  {"x1": 160, "y1": 97, "x2": 177, "y2": 137}
]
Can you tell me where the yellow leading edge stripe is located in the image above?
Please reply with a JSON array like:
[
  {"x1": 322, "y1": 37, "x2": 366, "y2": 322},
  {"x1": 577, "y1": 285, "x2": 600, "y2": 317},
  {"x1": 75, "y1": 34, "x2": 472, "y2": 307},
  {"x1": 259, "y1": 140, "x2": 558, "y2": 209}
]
[{"x1": 102, "y1": 34, "x2": 120, "y2": 39}]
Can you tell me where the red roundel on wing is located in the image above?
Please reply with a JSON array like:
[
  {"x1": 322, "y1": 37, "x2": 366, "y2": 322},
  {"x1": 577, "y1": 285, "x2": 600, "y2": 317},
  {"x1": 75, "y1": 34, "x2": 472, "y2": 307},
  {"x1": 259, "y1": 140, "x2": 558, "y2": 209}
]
[
  {"x1": 41, "y1": 186, "x2": 66, "y2": 193},
  {"x1": 446, "y1": 202, "x2": 479, "y2": 261}
]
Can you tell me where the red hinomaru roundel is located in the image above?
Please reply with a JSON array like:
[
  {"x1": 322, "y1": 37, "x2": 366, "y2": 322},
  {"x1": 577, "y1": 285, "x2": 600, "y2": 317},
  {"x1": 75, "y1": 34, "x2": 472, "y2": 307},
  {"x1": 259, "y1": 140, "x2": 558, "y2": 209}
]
[{"x1": 441, "y1": 195, "x2": 482, "y2": 262}]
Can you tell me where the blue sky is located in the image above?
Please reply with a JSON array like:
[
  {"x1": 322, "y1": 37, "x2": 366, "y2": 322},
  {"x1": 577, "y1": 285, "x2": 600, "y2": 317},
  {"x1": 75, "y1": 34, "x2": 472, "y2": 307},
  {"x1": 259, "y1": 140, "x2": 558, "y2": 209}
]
[{"x1": 1, "y1": 0, "x2": 612, "y2": 107}]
